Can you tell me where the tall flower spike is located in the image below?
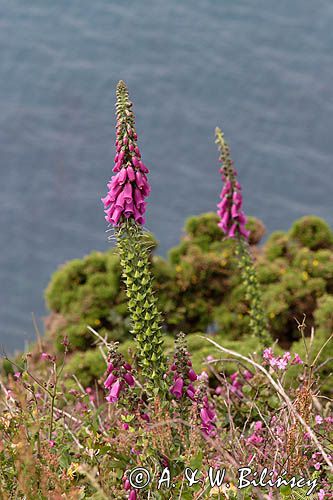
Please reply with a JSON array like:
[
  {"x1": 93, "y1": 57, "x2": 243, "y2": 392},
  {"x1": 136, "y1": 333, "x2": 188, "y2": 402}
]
[
  {"x1": 215, "y1": 127, "x2": 249, "y2": 240},
  {"x1": 215, "y1": 127, "x2": 271, "y2": 347},
  {"x1": 102, "y1": 81, "x2": 166, "y2": 392},
  {"x1": 102, "y1": 80, "x2": 150, "y2": 226}
]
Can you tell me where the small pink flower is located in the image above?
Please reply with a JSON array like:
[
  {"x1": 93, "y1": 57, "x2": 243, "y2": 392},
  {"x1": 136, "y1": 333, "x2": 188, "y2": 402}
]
[
  {"x1": 41, "y1": 352, "x2": 51, "y2": 360},
  {"x1": 188, "y1": 369, "x2": 197, "y2": 382},
  {"x1": 247, "y1": 433, "x2": 264, "y2": 445},
  {"x1": 291, "y1": 353, "x2": 303, "y2": 365},
  {"x1": 315, "y1": 415, "x2": 324, "y2": 425},
  {"x1": 48, "y1": 440, "x2": 55, "y2": 448},
  {"x1": 124, "y1": 479, "x2": 131, "y2": 491},
  {"x1": 129, "y1": 490, "x2": 137, "y2": 500},
  {"x1": 263, "y1": 348, "x2": 274, "y2": 360},
  {"x1": 243, "y1": 370, "x2": 253, "y2": 381},
  {"x1": 122, "y1": 423, "x2": 129, "y2": 430},
  {"x1": 14, "y1": 372, "x2": 21, "y2": 379},
  {"x1": 198, "y1": 371, "x2": 209, "y2": 381},
  {"x1": 276, "y1": 357, "x2": 288, "y2": 370},
  {"x1": 314, "y1": 462, "x2": 321, "y2": 470},
  {"x1": 318, "y1": 489, "x2": 326, "y2": 500},
  {"x1": 254, "y1": 421, "x2": 263, "y2": 431}
]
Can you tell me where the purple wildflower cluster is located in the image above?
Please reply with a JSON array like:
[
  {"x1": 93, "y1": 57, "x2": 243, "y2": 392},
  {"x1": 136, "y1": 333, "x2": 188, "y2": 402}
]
[
  {"x1": 168, "y1": 334, "x2": 217, "y2": 437},
  {"x1": 199, "y1": 393, "x2": 217, "y2": 437},
  {"x1": 168, "y1": 332, "x2": 197, "y2": 400},
  {"x1": 102, "y1": 81, "x2": 150, "y2": 226},
  {"x1": 104, "y1": 359, "x2": 135, "y2": 403},
  {"x1": 170, "y1": 361, "x2": 197, "y2": 401},
  {"x1": 123, "y1": 475, "x2": 137, "y2": 500},
  {"x1": 263, "y1": 348, "x2": 303, "y2": 371}
]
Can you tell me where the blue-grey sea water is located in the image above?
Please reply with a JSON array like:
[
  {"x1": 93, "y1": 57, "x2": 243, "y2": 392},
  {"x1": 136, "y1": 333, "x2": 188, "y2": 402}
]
[{"x1": 0, "y1": 0, "x2": 333, "y2": 352}]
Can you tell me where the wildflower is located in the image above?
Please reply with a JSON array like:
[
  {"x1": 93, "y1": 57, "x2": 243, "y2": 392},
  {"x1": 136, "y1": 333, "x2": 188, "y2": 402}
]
[
  {"x1": 13, "y1": 372, "x2": 21, "y2": 379},
  {"x1": 129, "y1": 490, "x2": 137, "y2": 500},
  {"x1": 247, "y1": 433, "x2": 264, "y2": 445},
  {"x1": 123, "y1": 479, "x2": 131, "y2": 491},
  {"x1": 186, "y1": 384, "x2": 196, "y2": 400},
  {"x1": 254, "y1": 421, "x2": 263, "y2": 431},
  {"x1": 102, "y1": 80, "x2": 150, "y2": 226},
  {"x1": 263, "y1": 348, "x2": 274, "y2": 361},
  {"x1": 61, "y1": 335, "x2": 70, "y2": 348},
  {"x1": 170, "y1": 377, "x2": 184, "y2": 399},
  {"x1": 104, "y1": 372, "x2": 118, "y2": 390},
  {"x1": 315, "y1": 415, "x2": 324, "y2": 425},
  {"x1": 48, "y1": 440, "x2": 55, "y2": 448},
  {"x1": 123, "y1": 372, "x2": 135, "y2": 387},
  {"x1": 41, "y1": 352, "x2": 51, "y2": 361},
  {"x1": 318, "y1": 489, "x2": 326, "y2": 500},
  {"x1": 198, "y1": 371, "x2": 209, "y2": 382},
  {"x1": 291, "y1": 353, "x2": 303, "y2": 365},
  {"x1": 215, "y1": 128, "x2": 249, "y2": 240},
  {"x1": 106, "y1": 379, "x2": 122, "y2": 403},
  {"x1": 230, "y1": 372, "x2": 244, "y2": 398},
  {"x1": 169, "y1": 332, "x2": 198, "y2": 401},
  {"x1": 243, "y1": 369, "x2": 253, "y2": 381},
  {"x1": 276, "y1": 356, "x2": 289, "y2": 371},
  {"x1": 67, "y1": 463, "x2": 79, "y2": 480},
  {"x1": 200, "y1": 398, "x2": 217, "y2": 437}
]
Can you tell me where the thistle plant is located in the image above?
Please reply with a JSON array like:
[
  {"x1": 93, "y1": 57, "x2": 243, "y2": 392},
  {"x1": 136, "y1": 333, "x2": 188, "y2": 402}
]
[
  {"x1": 215, "y1": 127, "x2": 271, "y2": 347},
  {"x1": 102, "y1": 81, "x2": 166, "y2": 390}
]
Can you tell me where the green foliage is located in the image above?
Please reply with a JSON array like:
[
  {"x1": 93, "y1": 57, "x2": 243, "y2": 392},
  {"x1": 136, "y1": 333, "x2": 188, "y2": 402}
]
[
  {"x1": 63, "y1": 348, "x2": 106, "y2": 387},
  {"x1": 44, "y1": 213, "x2": 333, "y2": 385},
  {"x1": 116, "y1": 219, "x2": 166, "y2": 385},
  {"x1": 289, "y1": 215, "x2": 333, "y2": 250}
]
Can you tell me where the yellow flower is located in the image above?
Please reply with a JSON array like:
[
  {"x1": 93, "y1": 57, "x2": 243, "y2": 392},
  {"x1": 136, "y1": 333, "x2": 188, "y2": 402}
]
[
  {"x1": 313, "y1": 259, "x2": 319, "y2": 267},
  {"x1": 302, "y1": 271, "x2": 309, "y2": 281},
  {"x1": 269, "y1": 312, "x2": 276, "y2": 319},
  {"x1": 302, "y1": 259, "x2": 308, "y2": 267},
  {"x1": 94, "y1": 319, "x2": 101, "y2": 326},
  {"x1": 175, "y1": 265, "x2": 182, "y2": 273},
  {"x1": 67, "y1": 462, "x2": 80, "y2": 480}
]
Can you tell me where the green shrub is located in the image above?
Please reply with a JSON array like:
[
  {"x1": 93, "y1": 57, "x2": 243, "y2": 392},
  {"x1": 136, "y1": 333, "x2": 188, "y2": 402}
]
[
  {"x1": 63, "y1": 348, "x2": 106, "y2": 387},
  {"x1": 44, "y1": 214, "x2": 333, "y2": 374},
  {"x1": 289, "y1": 215, "x2": 333, "y2": 250}
]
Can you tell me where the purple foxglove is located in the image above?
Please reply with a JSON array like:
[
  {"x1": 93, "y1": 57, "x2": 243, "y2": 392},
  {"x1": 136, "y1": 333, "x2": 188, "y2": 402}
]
[{"x1": 170, "y1": 377, "x2": 184, "y2": 399}]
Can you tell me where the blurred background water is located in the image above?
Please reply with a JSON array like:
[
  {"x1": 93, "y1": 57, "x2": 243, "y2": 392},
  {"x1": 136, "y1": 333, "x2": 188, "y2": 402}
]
[{"x1": 0, "y1": 0, "x2": 332, "y2": 352}]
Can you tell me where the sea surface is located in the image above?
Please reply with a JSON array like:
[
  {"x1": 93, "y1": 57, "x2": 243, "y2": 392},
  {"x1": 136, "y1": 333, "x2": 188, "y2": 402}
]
[{"x1": 0, "y1": 0, "x2": 333, "y2": 352}]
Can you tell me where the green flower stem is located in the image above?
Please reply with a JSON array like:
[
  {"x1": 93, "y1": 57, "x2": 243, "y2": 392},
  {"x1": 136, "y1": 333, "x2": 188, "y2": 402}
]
[
  {"x1": 235, "y1": 237, "x2": 271, "y2": 347},
  {"x1": 116, "y1": 219, "x2": 166, "y2": 391}
]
